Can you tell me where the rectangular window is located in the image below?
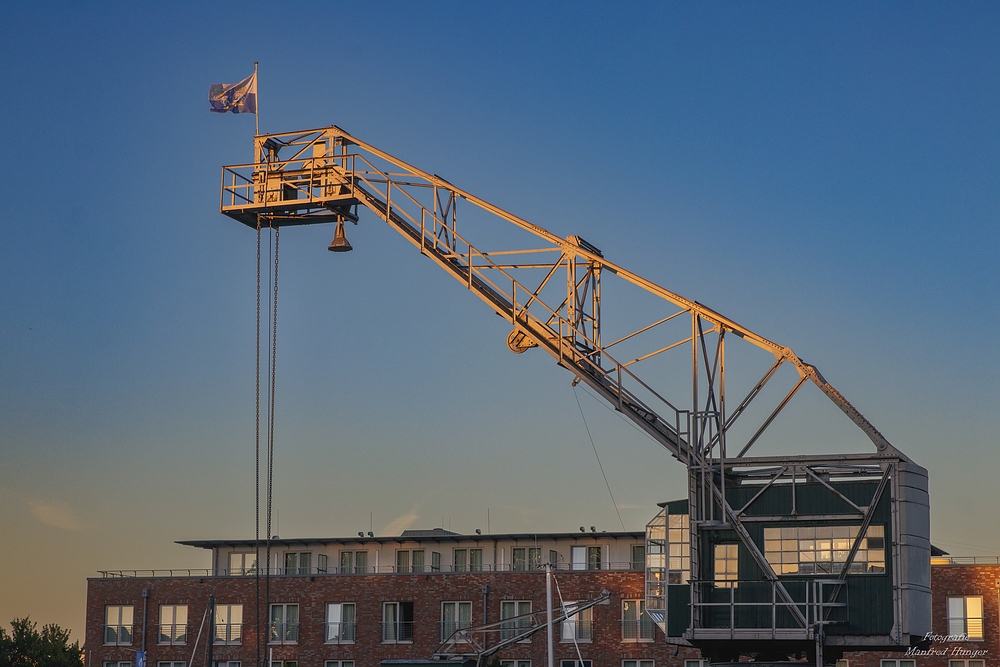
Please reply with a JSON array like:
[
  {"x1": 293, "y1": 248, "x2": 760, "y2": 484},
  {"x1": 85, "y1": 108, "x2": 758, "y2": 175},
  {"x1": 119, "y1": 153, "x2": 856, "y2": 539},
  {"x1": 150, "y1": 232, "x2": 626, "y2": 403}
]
[
  {"x1": 528, "y1": 547, "x2": 541, "y2": 570},
  {"x1": 667, "y1": 513, "x2": 690, "y2": 583},
  {"x1": 571, "y1": 546, "x2": 586, "y2": 571},
  {"x1": 412, "y1": 550, "x2": 425, "y2": 572},
  {"x1": 441, "y1": 601, "x2": 473, "y2": 641},
  {"x1": 158, "y1": 605, "x2": 188, "y2": 645},
  {"x1": 317, "y1": 553, "x2": 328, "y2": 574},
  {"x1": 383, "y1": 602, "x2": 414, "y2": 643},
  {"x1": 587, "y1": 547, "x2": 601, "y2": 570},
  {"x1": 325, "y1": 662, "x2": 356, "y2": 667},
  {"x1": 949, "y1": 661, "x2": 986, "y2": 667},
  {"x1": 214, "y1": 662, "x2": 241, "y2": 667},
  {"x1": 470, "y1": 548, "x2": 483, "y2": 571},
  {"x1": 500, "y1": 662, "x2": 530, "y2": 667},
  {"x1": 214, "y1": 605, "x2": 242, "y2": 645},
  {"x1": 948, "y1": 596, "x2": 984, "y2": 639},
  {"x1": 560, "y1": 661, "x2": 592, "y2": 667},
  {"x1": 512, "y1": 548, "x2": 526, "y2": 571},
  {"x1": 714, "y1": 544, "x2": 739, "y2": 588},
  {"x1": 454, "y1": 549, "x2": 467, "y2": 572},
  {"x1": 158, "y1": 662, "x2": 185, "y2": 667},
  {"x1": 325, "y1": 603, "x2": 356, "y2": 644},
  {"x1": 283, "y1": 552, "x2": 311, "y2": 575},
  {"x1": 340, "y1": 551, "x2": 368, "y2": 573},
  {"x1": 269, "y1": 662, "x2": 297, "y2": 667},
  {"x1": 763, "y1": 525, "x2": 886, "y2": 575},
  {"x1": 880, "y1": 661, "x2": 916, "y2": 667},
  {"x1": 104, "y1": 606, "x2": 134, "y2": 645},
  {"x1": 560, "y1": 602, "x2": 593, "y2": 642},
  {"x1": 631, "y1": 545, "x2": 645, "y2": 571},
  {"x1": 684, "y1": 662, "x2": 709, "y2": 667},
  {"x1": 432, "y1": 552, "x2": 441, "y2": 571},
  {"x1": 550, "y1": 550, "x2": 559, "y2": 568},
  {"x1": 500, "y1": 600, "x2": 531, "y2": 641},
  {"x1": 104, "y1": 662, "x2": 130, "y2": 667},
  {"x1": 269, "y1": 604, "x2": 299, "y2": 643},
  {"x1": 622, "y1": 599, "x2": 654, "y2": 641},
  {"x1": 623, "y1": 661, "x2": 654, "y2": 667},
  {"x1": 228, "y1": 552, "x2": 256, "y2": 576}
]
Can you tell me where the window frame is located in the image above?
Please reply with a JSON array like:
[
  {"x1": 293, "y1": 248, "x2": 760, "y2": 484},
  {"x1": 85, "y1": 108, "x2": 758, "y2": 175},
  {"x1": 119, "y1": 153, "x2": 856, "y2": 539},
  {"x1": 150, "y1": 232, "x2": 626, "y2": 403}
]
[
  {"x1": 382, "y1": 601, "x2": 414, "y2": 643},
  {"x1": 441, "y1": 601, "x2": 473, "y2": 641},
  {"x1": 104, "y1": 605, "x2": 134, "y2": 646},
  {"x1": 325, "y1": 602, "x2": 356, "y2": 644},
  {"x1": 714, "y1": 543, "x2": 739, "y2": 588},
  {"x1": 560, "y1": 601, "x2": 593, "y2": 642},
  {"x1": 621, "y1": 599, "x2": 654, "y2": 642},
  {"x1": 268, "y1": 603, "x2": 299, "y2": 644},
  {"x1": 500, "y1": 600, "x2": 532, "y2": 641},
  {"x1": 948, "y1": 596, "x2": 984, "y2": 640},
  {"x1": 213, "y1": 605, "x2": 243, "y2": 645},
  {"x1": 158, "y1": 604, "x2": 188, "y2": 645},
  {"x1": 623, "y1": 661, "x2": 654, "y2": 667}
]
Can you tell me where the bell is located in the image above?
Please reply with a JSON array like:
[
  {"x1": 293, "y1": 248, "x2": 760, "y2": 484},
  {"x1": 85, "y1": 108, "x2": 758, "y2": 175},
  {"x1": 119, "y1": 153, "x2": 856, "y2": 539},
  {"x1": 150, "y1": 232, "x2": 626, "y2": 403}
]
[{"x1": 327, "y1": 219, "x2": 353, "y2": 252}]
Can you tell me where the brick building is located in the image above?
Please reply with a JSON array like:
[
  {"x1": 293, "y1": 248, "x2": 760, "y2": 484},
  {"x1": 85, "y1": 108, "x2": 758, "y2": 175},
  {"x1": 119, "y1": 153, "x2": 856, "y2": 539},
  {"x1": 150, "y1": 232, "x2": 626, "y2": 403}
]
[
  {"x1": 85, "y1": 530, "x2": 999, "y2": 667},
  {"x1": 85, "y1": 528, "x2": 706, "y2": 667}
]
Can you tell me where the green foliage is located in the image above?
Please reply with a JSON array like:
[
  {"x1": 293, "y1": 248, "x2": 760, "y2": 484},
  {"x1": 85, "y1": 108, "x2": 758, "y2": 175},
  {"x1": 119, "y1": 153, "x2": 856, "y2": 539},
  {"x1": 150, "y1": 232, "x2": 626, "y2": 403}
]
[{"x1": 0, "y1": 617, "x2": 83, "y2": 667}]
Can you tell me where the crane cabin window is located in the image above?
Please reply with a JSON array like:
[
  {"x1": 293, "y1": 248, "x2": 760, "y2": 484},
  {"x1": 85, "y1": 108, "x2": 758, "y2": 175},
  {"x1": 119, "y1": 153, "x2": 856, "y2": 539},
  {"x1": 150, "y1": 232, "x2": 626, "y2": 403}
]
[
  {"x1": 763, "y1": 525, "x2": 886, "y2": 575},
  {"x1": 714, "y1": 544, "x2": 739, "y2": 587}
]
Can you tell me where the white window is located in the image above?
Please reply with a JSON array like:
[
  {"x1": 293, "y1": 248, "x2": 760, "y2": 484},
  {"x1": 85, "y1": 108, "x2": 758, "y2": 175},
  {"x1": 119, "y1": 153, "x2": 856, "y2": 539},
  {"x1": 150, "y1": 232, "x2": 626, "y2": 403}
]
[
  {"x1": 269, "y1": 604, "x2": 299, "y2": 643},
  {"x1": 104, "y1": 663, "x2": 130, "y2": 667},
  {"x1": 269, "y1": 662, "x2": 297, "y2": 667},
  {"x1": 511, "y1": 547, "x2": 542, "y2": 571},
  {"x1": 340, "y1": 551, "x2": 368, "y2": 573},
  {"x1": 631, "y1": 545, "x2": 645, "y2": 571},
  {"x1": 500, "y1": 600, "x2": 531, "y2": 641},
  {"x1": 948, "y1": 596, "x2": 984, "y2": 639},
  {"x1": 500, "y1": 662, "x2": 530, "y2": 667},
  {"x1": 158, "y1": 605, "x2": 188, "y2": 645},
  {"x1": 560, "y1": 602, "x2": 593, "y2": 642},
  {"x1": 453, "y1": 548, "x2": 484, "y2": 571},
  {"x1": 571, "y1": 546, "x2": 602, "y2": 570},
  {"x1": 949, "y1": 661, "x2": 986, "y2": 667},
  {"x1": 317, "y1": 553, "x2": 328, "y2": 573},
  {"x1": 684, "y1": 662, "x2": 709, "y2": 667},
  {"x1": 158, "y1": 662, "x2": 185, "y2": 667},
  {"x1": 284, "y1": 552, "x2": 311, "y2": 575},
  {"x1": 396, "y1": 549, "x2": 425, "y2": 572},
  {"x1": 714, "y1": 544, "x2": 739, "y2": 587},
  {"x1": 104, "y1": 606, "x2": 133, "y2": 645},
  {"x1": 622, "y1": 599, "x2": 653, "y2": 641},
  {"x1": 880, "y1": 661, "x2": 915, "y2": 667},
  {"x1": 561, "y1": 661, "x2": 592, "y2": 667},
  {"x1": 441, "y1": 601, "x2": 473, "y2": 641},
  {"x1": 667, "y1": 513, "x2": 691, "y2": 583},
  {"x1": 383, "y1": 602, "x2": 414, "y2": 643},
  {"x1": 214, "y1": 605, "x2": 243, "y2": 644},
  {"x1": 228, "y1": 552, "x2": 256, "y2": 576},
  {"x1": 214, "y1": 663, "x2": 241, "y2": 667},
  {"x1": 432, "y1": 551, "x2": 442, "y2": 571},
  {"x1": 325, "y1": 662, "x2": 355, "y2": 667},
  {"x1": 624, "y1": 661, "x2": 653, "y2": 667},
  {"x1": 763, "y1": 525, "x2": 886, "y2": 575},
  {"x1": 325, "y1": 602, "x2": 356, "y2": 643}
]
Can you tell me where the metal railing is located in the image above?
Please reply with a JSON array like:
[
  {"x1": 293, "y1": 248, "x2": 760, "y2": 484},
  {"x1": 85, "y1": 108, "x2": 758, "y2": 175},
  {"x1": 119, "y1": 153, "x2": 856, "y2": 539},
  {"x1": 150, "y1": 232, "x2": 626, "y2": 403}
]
[
  {"x1": 98, "y1": 560, "x2": 643, "y2": 578},
  {"x1": 269, "y1": 621, "x2": 298, "y2": 643},
  {"x1": 689, "y1": 579, "x2": 848, "y2": 634},
  {"x1": 157, "y1": 623, "x2": 188, "y2": 645},
  {"x1": 931, "y1": 556, "x2": 1000, "y2": 565},
  {"x1": 323, "y1": 621, "x2": 355, "y2": 644},
  {"x1": 381, "y1": 621, "x2": 414, "y2": 643},
  {"x1": 213, "y1": 623, "x2": 243, "y2": 645},
  {"x1": 560, "y1": 618, "x2": 594, "y2": 641},
  {"x1": 620, "y1": 618, "x2": 656, "y2": 641},
  {"x1": 439, "y1": 621, "x2": 473, "y2": 642},
  {"x1": 102, "y1": 625, "x2": 133, "y2": 645}
]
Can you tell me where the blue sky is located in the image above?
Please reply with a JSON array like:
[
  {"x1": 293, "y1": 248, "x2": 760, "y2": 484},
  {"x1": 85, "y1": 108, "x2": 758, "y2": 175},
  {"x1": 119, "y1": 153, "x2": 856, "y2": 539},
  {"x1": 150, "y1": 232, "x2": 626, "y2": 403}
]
[{"x1": 1, "y1": 2, "x2": 998, "y2": 638}]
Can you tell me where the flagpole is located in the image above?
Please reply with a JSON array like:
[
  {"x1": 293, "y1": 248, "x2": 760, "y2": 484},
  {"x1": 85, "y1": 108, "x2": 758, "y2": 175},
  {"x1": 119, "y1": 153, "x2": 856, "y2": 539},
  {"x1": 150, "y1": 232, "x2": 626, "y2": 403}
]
[{"x1": 254, "y1": 61, "x2": 259, "y2": 137}]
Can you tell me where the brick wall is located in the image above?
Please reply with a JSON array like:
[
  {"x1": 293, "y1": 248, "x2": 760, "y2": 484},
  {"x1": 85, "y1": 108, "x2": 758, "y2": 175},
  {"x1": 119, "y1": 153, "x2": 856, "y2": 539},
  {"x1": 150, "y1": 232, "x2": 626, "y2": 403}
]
[{"x1": 86, "y1": 571, "x2": 704, "y2": 667}]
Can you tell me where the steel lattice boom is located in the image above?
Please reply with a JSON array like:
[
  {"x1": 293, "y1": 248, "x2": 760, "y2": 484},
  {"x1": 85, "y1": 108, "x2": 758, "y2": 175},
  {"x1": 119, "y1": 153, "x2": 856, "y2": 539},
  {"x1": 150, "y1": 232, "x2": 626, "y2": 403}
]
[{"x1": 219, "y1": 126, "x2": 931, "y2": 662}]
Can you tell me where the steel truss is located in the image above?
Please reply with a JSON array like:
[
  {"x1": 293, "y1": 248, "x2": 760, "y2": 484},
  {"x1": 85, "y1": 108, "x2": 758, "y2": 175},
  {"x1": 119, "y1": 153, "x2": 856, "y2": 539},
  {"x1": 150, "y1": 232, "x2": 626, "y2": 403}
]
[{"x1": 220, "y1": 126, "x2": 922, "y2": 656}]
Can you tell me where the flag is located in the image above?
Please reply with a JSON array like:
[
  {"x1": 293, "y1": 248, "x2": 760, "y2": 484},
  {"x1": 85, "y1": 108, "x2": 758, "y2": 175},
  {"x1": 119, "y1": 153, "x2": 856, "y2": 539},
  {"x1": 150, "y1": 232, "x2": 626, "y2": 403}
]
[
  {"x1": 136, "y1": 652, "x2": 145, "y2": 667},
  {"x1": 209, "y1": 72, "x2": 257, "y2": 114}
]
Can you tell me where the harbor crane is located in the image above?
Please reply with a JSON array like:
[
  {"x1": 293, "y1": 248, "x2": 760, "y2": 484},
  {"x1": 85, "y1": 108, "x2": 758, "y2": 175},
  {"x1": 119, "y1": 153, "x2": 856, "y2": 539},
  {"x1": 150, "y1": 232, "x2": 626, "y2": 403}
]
[{"x1": 219, "y1": 126, "x2": 931, "y2": 665}]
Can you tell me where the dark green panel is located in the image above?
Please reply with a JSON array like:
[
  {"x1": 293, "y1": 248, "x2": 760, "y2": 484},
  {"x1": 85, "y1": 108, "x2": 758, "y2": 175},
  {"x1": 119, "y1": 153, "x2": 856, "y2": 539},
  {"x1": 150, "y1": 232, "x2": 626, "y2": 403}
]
[{"x1": 666, "y1": 584, "x2": 690, "y2": 637}]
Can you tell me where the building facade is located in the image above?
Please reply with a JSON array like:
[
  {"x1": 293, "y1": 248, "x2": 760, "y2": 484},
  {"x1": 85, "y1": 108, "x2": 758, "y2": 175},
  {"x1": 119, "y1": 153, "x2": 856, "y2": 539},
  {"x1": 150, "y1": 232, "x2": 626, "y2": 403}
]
[{"x1": 86, "y1": 529, "x2": 706, "y2": 667}]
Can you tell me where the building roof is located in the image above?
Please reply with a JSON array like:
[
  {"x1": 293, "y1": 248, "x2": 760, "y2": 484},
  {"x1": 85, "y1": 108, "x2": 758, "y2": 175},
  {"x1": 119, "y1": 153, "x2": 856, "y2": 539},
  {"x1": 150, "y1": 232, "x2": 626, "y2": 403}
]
[{"x1": 176, "y1": 529, "x2": 644, "y2": 549}]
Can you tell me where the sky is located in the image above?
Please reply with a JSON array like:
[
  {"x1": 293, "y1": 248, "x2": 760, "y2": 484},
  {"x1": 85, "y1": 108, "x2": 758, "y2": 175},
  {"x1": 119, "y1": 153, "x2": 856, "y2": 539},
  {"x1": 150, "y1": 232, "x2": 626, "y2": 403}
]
[{"x1": 1, "y1": 1, "x2": 998, "y2": 641}]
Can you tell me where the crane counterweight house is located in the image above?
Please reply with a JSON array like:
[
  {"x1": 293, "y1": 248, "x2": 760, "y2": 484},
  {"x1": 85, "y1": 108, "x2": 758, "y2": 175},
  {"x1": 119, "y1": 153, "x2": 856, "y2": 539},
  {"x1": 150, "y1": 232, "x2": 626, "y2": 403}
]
[{"x1": 213, "y1": 126, "x2": 931, "y2": 665}]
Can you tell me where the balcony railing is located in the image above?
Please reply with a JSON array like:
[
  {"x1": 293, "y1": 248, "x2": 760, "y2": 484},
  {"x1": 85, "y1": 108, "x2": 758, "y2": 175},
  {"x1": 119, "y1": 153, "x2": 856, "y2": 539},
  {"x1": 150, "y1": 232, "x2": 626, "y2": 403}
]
[
  {"x1": 157, "y1": 623, "x2": 188, "y2": 645},
  {"x1": 324, "y1": 621, "x2": 355, "y2": 644},
  {"x1": 439, "y1": 621, "x2": 473, "y2": 642},
  {"x1": 103, "y1": 625, "x2": 133, "y2": 645},
  {"x1": 561, "y1": 618, "x2": 593, "y2": 641},
  {"x1": 213, "y1": 623, "x2": 243, "y2": 645},
  {"x1": 381, "y1": 621, "x2": 414, "y2": 643},
  {"x1": 98, "y1": 560, "x2": 644, "y2": 578},
  {"x1": 269, "y1": 621, "x2": 298, "y2": 644},
  {"x1": 620, "y1": 618, "x2": 656, "y2": 641}
]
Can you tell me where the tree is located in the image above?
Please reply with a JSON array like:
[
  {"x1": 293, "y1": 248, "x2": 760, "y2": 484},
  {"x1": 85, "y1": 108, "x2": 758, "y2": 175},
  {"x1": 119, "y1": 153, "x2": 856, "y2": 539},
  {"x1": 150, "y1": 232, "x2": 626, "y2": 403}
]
[{"x1": 0, "y1": 617, "x2": 83, "y2": 667}]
